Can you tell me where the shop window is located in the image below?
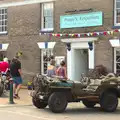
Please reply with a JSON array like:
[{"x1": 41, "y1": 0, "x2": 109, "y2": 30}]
[
  {"x1": 114, "y1": 0, "x2": 120, "y2": 25},
  {"x1": 41, "y1": 2, "x2": 54, "y2": 31},
  {"x1": 114, "y1": 48, "x2": 120, "y2": 75},
  {"x1": 0, "y1": 8, "x2": 7, "y2": 34},
  {"x1": 41, "y1": 49, "x2": 54, "y2": 75}
]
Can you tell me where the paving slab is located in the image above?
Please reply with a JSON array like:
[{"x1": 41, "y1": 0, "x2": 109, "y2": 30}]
[{"x1": 0, "y1": 89, "x2": 32, "y2": 106}]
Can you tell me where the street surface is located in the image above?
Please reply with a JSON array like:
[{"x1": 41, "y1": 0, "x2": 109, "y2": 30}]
[
  {"x1": 0, "y1": 104, "x2": 120, "y2": 120},
  {"x1": 0, "y1": 89, "x2": 120, "y2": 120}
]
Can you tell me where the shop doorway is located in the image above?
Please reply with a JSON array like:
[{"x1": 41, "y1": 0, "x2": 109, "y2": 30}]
[
  {"x1": 62, "y1": 37, "x2": 97, "y2": 81},
  {"x1": 72, "y1": 49, "x2": 88, "y2": 81}
]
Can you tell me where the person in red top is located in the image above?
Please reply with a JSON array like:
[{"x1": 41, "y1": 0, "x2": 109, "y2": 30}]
[{"x1": 0, "y1": 57, "x2": 9, "y2": 73}]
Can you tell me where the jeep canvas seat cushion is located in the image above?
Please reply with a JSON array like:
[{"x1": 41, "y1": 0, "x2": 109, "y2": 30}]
[{"x1": 73, "y1": 81, "x2": 86, "y2": 89}]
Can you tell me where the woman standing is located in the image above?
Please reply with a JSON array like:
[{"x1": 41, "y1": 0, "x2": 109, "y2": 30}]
[
  {"x1": 56, "y1": 61, "x2": 67, "y2": 79},
  {"x1": 47, "y1": 59, "x2": 56, "y2": 77}
]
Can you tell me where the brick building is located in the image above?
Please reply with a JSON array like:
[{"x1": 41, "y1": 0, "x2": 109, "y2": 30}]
[{"x1": 0, "y1": 0, "x2": 119, "y2": 83}]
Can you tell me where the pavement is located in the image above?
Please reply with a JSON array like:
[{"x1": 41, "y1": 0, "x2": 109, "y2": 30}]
[
  {"x1": 0, "y1": 104, "x2": 120, "y2": 120},
  {"x1": 0, "y1": 89, "x2": 120, "y2": 120},
  {"x1": 0, "y1": 88, "x2": 32, "y2": 106}
]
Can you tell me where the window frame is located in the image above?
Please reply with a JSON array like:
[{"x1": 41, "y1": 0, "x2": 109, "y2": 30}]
[
  {"x1": 41, "y1": 48, "x2": 53, "y2": 75},
  {"x1": 41, "y1": 2, "x2": 54, "y2": 32},
  {"x1": 0, "y1": 8, "x2": 7, "y2": 34},
  {"x1": 114, "y1": 48, "x2": 120, "y2": 74},
  {"x1": 114, "y1": 0, "x2": 120, "y2": 26}
]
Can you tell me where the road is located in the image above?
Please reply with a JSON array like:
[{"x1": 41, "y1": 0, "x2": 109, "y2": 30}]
[{"x1": 0, "y1": 103, "x2": 120, "y2": 120}]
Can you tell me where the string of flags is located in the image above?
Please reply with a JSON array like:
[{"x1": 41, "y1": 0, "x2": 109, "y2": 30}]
[{"x1": 40, "y1": 29, "x2": 120, "y2": 38}]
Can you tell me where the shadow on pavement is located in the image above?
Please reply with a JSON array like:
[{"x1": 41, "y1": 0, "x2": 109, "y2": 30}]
[{"x1": 43, "y1": 106, "x2": 120, "y2": 115}]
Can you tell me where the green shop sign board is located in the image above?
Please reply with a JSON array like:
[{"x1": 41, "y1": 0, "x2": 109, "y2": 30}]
[{"x1": 60, "y1": 11, "x2": 103, "y2": 28}]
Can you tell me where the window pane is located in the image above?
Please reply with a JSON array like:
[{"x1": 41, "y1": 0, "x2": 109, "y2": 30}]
[
  {"x1": 2, "y1": 21, "x2": 4, "y2": 25},
  {"x1": 0, "y1": 15, "x2": 1, "y2": 20},
  {"x1": 5, "y1": 9, "x2": 7, "y2": 14},
  {"x1": 44, "y1": 17, "x2": 53, "y2": 28},
  {"x1": 2, "y1": 9, "x2": 4, "y2": 14},
  {"x1": 5, "y1": 15, "x2": 7, "y2": 19},
  {"x1": 2, "y1": 26, "x2": 4, "y2": 31},
  {"x1": 117, "y1": 2, "x2": 120, "y2": 8},
  {"x1": 5, "y1": 26, "x2": 7, "y2": 31},
  {"x1": 117, "y1": 9, "x2": 120, "y2": 16},
  {"x1": 117, "y1": 63, "x2": 120, "y2": 69},
  {"x1": 116, "y1": 56, "x2": 120, "y2": 62},
  {"x1": 2, "y1": 15, "x2": 5, "y2": 20},
  {"x1": 0, "y1": 27, "x2": 2, "y2": 32},
  {"x1": 5, "y1": 20, "x2": 7, "y2": 25},
  {"x1": 116, "y1": 16, "x2": 120, "y2": 23},
  {"x1": 44, "y1": 8, "x2": 53, "y2": 16}
]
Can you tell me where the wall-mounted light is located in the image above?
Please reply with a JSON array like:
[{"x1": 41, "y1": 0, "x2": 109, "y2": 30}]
[
  {"x1": 66, "y1": 43, "x2": 71, "y2": 51},
  {"x1": 109, "y1": 39, "x2": 120, "y2": 47},
  {"x1": 88, "y1": 41, "x2": 93, "y2": 51}
]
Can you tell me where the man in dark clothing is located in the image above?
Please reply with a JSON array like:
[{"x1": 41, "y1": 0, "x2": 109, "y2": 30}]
[{"x1": 10, "y1": 57, "x2": 23, "y2": 99}]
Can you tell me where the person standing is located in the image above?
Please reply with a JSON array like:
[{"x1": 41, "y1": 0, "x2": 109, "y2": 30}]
[
  {"x1": 47, "y1": 59, "x2": 56, "y2": 77},
  {"x1": 10, "y1": 57, "x2": 22, "y2": 99},
  {"x1": 0, "y1": 57, "x2": 9, "y2": 73},
  {"x1": 56, "y1": 61, "x2": 67, "y2": 79}
]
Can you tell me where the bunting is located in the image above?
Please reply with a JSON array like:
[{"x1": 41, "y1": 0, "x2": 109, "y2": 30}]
[{"x1": 40, "y1": 29, "x2": 120, "y2": 38}]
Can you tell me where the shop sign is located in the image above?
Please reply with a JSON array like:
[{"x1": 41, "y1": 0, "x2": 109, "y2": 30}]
[{"x1": 60, "y1": 11, "x2": 103, "y2": 28}]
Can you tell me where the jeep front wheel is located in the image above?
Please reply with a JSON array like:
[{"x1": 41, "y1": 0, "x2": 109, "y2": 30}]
[
  {"x1": 32, "y1": 97, "x2": 47, "y2": 109},
  {"x1": 100, "y1": 92, "x2": 118, "y2": 112},
  {"x1": 48, "y1": 92, "x2": 68, "y2": 113},
  {"x1": 82, "y1": 100, "x2": 96, "y2": 108}
]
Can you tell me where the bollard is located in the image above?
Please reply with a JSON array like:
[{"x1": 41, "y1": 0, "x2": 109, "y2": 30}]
[{"x1": 9, "y1": 78, "x2": 14, "y2": 104}]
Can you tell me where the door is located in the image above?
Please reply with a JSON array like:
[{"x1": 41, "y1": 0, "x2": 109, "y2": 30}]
[{"x1": 73, "y1": 49, "x2": 88, "y2": 81}]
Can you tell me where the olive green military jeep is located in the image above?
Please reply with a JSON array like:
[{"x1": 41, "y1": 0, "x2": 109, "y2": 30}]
[{"x1": 31, "y1": 73, "x2": 120, "y2": 113}]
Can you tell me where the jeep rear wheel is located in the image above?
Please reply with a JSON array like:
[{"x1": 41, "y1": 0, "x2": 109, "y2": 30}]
[
  {"x1": 82, "y1": 100, "x2": 96, "y2": 108},
  {"x1": 48, "y1": 92, "x2": 68, "y2": 113},
  {"x1": 100, "y1": 92, "x2": 118, "y2": 112},
  {"x1": 32, "y1": 97, "x2": 47, "y2": 109}
]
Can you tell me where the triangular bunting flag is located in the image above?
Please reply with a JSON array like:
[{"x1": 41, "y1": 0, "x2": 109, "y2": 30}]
[
  {"x1": 87, "y1": 33, "x2": 90, "y2": 36},
  {"x1": 60, "y1": 34, "x2": 63, "y2": 36},
  {"x1": 72, "y1": 34, "x2": 74, "y2": 37},
  {"x1": 96, "y1": 32, "x2": 100, "y2": 35},
  {"x1": 90, "y1": 33, "x2": 93, "y2": 36},
  {"x1": 103, "y1": 32, "x2": 107, "y2": 35},
  {"x1": 78, "y1": 34, "x2": 81, "y2": 37},
  {"x1": 114, "y1": 29, "x2": 119, "y2": 32},
  {"x1": 110, "y1": 31, "x2": 114, "y2": 35},
  {"x1": 107, "y1": 31, "x2": 111, "y2": 35},
  {"x1": 93, "y1": 32, "x2": 97, "y2": 36},
  {"x1": 52, "y1": 34, "x2": 55, "y2": 36}
]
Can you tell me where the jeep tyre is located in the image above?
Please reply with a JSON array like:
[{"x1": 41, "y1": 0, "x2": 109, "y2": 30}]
[
  {"x1": 100, "y1": 92, "x2": 118, "y2": 112},
  {"x1": 82, "y1": 100, "x2": 96, "y2": 108},
  {"x1": 32, "y1": 97, "x2": 47, "y2": 109},
  {"x1": 48, "y1": 92, "x2": 68, "y2": 113}
]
